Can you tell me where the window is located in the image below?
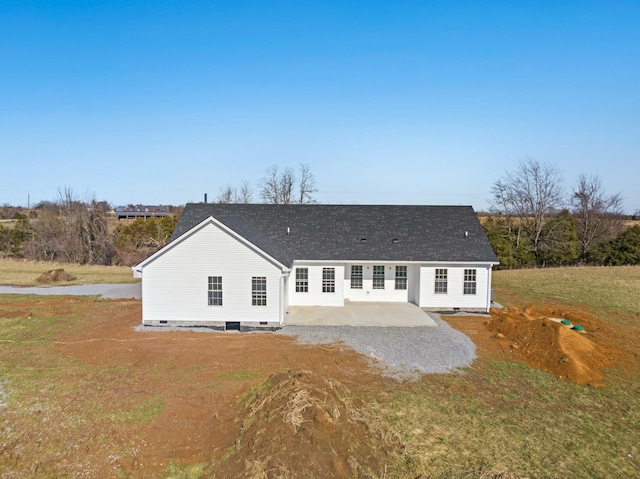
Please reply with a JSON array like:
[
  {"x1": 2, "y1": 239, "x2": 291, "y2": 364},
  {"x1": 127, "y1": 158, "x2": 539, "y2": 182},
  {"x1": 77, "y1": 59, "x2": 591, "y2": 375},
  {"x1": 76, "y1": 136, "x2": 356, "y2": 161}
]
[
  {"x1": 322, "y1": 268, "x2": 335, "y2": 293},
  {"x1": 435, "y1": 269, "x2": 448, "y2": 294},
  {"x1": 295, "y1": 268, "x2": 308, "y2": 293},
  {"x1": 373, "y1": 265, "x2": 385, "y2": 289},
  {"x1": 252, "y1": 277, "x2": 267, "y2": 306},
  {"x1": 208, "y1": 276, "x2": 222, "y2": 306},
  {"x1": 464, "y1": 269, "x2": 477, "y2": 295},
  {"x1": 351, "y1": 265, "x2": 363, "y2": 289},
  {"x1": 395, "y1": 266, "x2": 407, "y2": 290}
]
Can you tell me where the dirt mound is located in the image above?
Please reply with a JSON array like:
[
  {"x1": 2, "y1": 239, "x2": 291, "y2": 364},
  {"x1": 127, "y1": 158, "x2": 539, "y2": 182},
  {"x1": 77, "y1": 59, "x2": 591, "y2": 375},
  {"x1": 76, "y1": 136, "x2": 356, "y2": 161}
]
[
  {"x1": 485, "y1": 305, "x2": 613, "y2": 385},
  {"x1": 212, "y1": 370, "x2": 402, "y2": 478},
  {"x1": 36, "y1": 268, "x2": 77, "y2": 283}
]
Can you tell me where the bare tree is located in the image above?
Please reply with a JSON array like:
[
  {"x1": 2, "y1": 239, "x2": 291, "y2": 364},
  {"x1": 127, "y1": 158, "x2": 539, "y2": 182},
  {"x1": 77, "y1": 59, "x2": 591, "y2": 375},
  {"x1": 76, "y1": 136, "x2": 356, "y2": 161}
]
[
  {"x1": 571, "y1": 174, "x2": 624, "y2": 258},
  {"x1": 259, "y1": 164, "x2": 317, "y2": 204},
  {"x1": 26, "y1": 188, "x2": 115, "y2": 265},
  {"x1": 260, "y1": 165, "x2": 282, "y2": 204},
  {"x1": 217, "y1": 181, "x2": 254, "y2": 204},
  {"x1": 490, "y1": 157, "x2": 564, "y2": 262},
  {"x1": 238, "y1": 181, "x2": 253, "y2": 203},
  {"x1": 217, "y1": 185, "x2": 239, "y2": 204},
  {"x1": 298, "y1": 163, "x2": 317, "y2": 204}
]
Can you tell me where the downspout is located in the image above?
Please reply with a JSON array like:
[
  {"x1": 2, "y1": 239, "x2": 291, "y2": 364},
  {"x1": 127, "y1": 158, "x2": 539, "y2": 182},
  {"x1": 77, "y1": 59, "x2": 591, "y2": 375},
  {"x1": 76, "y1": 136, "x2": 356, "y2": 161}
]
[
  {"x1": 486, "y1": 266, "x2": 493, "y2": 313},
  {"x1": 279, "y1": 273, "x2": 286, "y2": 326},
  {"x1": 279, "y1": 271, "x2": 288, "y2": 326}
]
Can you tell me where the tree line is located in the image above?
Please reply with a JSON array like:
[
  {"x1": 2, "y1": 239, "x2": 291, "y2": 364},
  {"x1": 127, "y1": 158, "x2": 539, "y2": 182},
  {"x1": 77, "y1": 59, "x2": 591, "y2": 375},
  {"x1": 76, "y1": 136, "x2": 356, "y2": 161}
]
[
  {"x1": 485, "y1": 157, "x2": 640, "y2": 268},
  {"x1": 0, "y1": 164, "x2": 319, "y2": 266}
]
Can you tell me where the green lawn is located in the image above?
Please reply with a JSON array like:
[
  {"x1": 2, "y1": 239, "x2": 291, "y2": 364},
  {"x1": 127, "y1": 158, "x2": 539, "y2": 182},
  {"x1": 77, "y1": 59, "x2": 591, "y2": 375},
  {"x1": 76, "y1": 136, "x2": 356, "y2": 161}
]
[
  {"x1": 492, "y1": 265, "x2": 640, "y2": 315},
  {"x1": 387, "y1": 266, "x2": 640, "y2": 478}
]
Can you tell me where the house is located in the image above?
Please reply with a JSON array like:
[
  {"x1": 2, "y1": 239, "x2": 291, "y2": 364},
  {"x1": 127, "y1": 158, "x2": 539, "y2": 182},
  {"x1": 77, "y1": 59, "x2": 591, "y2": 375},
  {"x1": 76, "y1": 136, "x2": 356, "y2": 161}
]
[
  {"x1": 115, "y1": 205, "x2": 172, "y2": 221},
  {"x1": 133, "y1": 204, "x2": 499, "y2": 329}
]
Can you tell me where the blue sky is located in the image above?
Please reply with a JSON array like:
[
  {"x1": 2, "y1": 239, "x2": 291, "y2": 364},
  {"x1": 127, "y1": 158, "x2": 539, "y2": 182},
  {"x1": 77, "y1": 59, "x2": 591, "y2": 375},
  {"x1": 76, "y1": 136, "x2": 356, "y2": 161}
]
[{"x1": 1, "y1": 1, "x2": 639, "y2": 212}]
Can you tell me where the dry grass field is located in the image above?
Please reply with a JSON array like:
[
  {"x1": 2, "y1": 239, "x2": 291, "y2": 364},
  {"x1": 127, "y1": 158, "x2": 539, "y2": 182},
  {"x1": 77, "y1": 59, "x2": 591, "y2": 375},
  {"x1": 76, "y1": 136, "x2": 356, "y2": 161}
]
[
  {"x1": 1, "y1": 264, "x2": 639, "y2": 478},
  {"x1": 0, "y1": 259, "x2": 138, "y2": 286}
]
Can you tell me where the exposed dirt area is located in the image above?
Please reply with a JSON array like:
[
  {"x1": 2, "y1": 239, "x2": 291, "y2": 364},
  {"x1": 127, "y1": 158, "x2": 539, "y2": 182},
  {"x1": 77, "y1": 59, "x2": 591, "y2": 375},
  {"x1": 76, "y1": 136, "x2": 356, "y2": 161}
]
[
  {"x1": 36, "y1": 268, "x2": 77, "y2": 283},
  {"x1": 212, "y1": 370, "x2": 402, "y2": 479},
  {"x1": 0, "y1": 298, "x2": 397, "y2": 478},
  {"x1": 3, "y1": 296, "x2": 639, "y2": 478},
  {"x1": 445, "y1": 304, "x2": 635, "y2": 386}
]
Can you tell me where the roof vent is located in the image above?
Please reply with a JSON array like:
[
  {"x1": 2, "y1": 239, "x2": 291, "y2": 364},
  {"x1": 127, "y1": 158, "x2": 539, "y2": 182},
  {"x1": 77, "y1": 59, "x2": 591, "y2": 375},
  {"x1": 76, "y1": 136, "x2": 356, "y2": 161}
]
[
  {"x1": 392, "y1": 238, "x2": 399, "y2": 244},
  {"x1": 464, "y1": 231, "x2": 469, "y2": 238},
  {"x1": 287, "y1": 226, "x2": 290, "y2": 235},
  {"x1": 360, "y1": 237, "x2": 367, "y2": 244}
]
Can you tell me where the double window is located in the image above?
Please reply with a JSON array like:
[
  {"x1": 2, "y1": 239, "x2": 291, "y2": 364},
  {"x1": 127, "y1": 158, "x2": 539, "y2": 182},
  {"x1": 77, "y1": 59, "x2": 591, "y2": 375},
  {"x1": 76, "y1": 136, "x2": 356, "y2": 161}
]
[
  {"x1": 322, "y1": 267, "x2": 335, "y2": 293},
  {"x1": 373, "y1": 265, "x2": 385, "y2": 289},
  {"x1": 435, "y1": 269, "x2": 448, "y2": 294},
  {"x1": 295, "y1": 268, "x2": 308, "y2": 293},
  {"x1": 350, "y1": 265, "x2": 363, "y2": 289},
  {"x1": 252, "y1": 277, "x2": 267, "y2": 306},
  {"x1": 395, "y1": 266, "x2": 407, "y2": 290},
  {"x1": 207, "y1": 276, "x2": 222, "y2": 306},
  {"x1": 464, "y1": 269, "x2": 477, "y2": 295}
]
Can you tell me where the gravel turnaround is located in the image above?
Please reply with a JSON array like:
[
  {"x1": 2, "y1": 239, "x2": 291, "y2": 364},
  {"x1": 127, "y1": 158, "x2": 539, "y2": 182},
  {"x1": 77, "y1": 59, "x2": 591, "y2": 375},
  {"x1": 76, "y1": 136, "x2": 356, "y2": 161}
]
[
  {"x1": 0, "y1": 283, "x2": 141, "y2": 299},
  {"x1": 278, "y1": 312, "x2": 477, "y2": 380}
]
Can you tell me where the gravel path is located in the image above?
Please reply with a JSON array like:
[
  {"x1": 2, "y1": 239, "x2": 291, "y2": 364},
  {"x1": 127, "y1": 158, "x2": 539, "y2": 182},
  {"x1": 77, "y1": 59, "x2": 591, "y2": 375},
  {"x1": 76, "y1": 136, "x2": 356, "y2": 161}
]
[
  {"x1": 278, "y1": 312, "x2": 476, "y2": 379},
  {"x1": 0, "y1": 283, "x2": 141, "y2": 299}
]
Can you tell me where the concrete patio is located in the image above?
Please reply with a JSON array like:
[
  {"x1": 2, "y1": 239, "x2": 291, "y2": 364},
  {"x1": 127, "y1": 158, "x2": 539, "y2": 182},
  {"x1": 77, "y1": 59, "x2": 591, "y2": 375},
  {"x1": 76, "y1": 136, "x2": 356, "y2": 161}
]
[{"x1": 285, "y1": 301, "x2": 438, "y2": 327}]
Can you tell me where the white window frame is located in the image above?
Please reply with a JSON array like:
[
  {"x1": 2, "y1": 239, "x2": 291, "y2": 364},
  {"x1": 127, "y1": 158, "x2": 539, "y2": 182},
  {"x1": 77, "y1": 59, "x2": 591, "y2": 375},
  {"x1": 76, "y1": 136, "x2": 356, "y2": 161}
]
[
  {"x1": 295, "y1": 267, "x2": 308, "y2": 293},
  {"x1": 464, "y1": 269, "x2": 477, "y2": 295},
  {"x1": 373, "y1": 265, "x2": 385, "y2": 289},
  {"x1": 395, "y1": 266, "x2": 407, "y2": 290},
  {"x1": 252, "y1": 276, "x2": 267, "y2": 306},
  {"x1": 208, "y1": 276, "x2": 222, "y2": 306},
  {"x1": 435, "y1": 268, "x2": 448, "y2": 294},
  {"x1": 351, "y1": 265, "x2": 363, "y2": 289},
  {"x1": 322, "y1": 267, "x2": 335, "y2": 293}
]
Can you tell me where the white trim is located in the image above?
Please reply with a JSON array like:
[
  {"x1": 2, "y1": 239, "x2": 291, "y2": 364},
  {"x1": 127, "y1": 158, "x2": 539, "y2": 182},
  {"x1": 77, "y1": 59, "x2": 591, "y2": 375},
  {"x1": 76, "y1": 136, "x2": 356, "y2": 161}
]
[{"x1": 294, "y1": 259, "x2": 498, "y2": 266}]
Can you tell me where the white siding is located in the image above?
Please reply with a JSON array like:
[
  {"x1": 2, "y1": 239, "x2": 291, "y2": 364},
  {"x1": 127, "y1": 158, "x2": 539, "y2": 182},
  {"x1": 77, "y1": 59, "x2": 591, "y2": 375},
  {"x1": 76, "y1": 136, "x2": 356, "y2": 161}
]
[
  {"x1": 141, "y1": 221, "x2": 283, "y2": 324},
  {"x1": 287, "y1": 263, "x2": 344, "y2": 306},
  {"x1": 344, "y1": 263, "x2": 411, "y2": 303},
  {"x1": 418, "y1": 264, "x2": 492, "y2": 311}
]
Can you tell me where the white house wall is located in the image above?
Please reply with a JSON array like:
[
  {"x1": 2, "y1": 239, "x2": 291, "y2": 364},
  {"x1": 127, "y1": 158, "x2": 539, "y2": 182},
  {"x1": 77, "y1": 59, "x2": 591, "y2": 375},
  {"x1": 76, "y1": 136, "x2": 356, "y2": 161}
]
[
  {"x1": 287, "y1": 263, "x2": 345, "y2": 306},
  {"x1": 418, "y1": 264, "x2": 492, "y2": 311},
  {"x1": 141, "y1": 222, "x2": 283, "y2": 325},
  {"x1": 343, "y1": 263, "x2": 414, "y2": 303}
]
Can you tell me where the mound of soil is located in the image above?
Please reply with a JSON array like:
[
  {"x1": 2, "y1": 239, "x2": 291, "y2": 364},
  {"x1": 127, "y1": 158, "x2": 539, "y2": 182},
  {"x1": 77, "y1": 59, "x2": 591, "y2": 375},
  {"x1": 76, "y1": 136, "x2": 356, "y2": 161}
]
[
  {"x1": 212, "y1": 370, "x2": 402, "y2": 478},
  {"x1": 485, "y1": 305, "x2": 614, "y2": 385},
  {"x1": 36, "y1": 268, "x2": 77, "y2": 283}
]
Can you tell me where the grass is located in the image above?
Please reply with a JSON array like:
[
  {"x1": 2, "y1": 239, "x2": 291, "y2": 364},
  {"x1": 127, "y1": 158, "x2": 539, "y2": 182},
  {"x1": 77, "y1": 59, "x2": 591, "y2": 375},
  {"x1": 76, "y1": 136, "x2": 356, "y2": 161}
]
[
  {"x1": 161, "y1": 462, "x2": 208, "y2": 479},
  {"x1": 386, "y1": 265, "x2": 640, "y2": 478},
  {"x1": 388, "y1": 364, "x2": 640, "y2": 478},
  {"x1": 2, "y1": 265, "x2": 639, "y2": 478},
  {"x1": 109, "y1": 396, "x2": 165, "y2": 424},
  {"x1": 0, "y1": 258, "x2": 139, "y2": 286},
  {"x1": 492, "y1": 265, "x2": 640, "y2": 315}
]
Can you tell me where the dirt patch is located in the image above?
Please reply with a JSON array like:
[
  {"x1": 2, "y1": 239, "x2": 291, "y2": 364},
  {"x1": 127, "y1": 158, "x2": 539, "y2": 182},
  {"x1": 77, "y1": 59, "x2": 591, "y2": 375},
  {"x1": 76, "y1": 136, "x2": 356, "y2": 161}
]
[
  {"x1": 0, "y1": 309, "x2": 29, "y2": 318},
  {"x1": 213, "y1": 370, "x2": 402, "y2": 478},
  {"x1": 36, "y1": 268, "x2": 77, "y2": 283},
  {"x1": 1, "y1": 297, "x2": 398, "y2": 478},
  {"x1": 447, "y1": 305, "x2": 622, "y2": 386}
]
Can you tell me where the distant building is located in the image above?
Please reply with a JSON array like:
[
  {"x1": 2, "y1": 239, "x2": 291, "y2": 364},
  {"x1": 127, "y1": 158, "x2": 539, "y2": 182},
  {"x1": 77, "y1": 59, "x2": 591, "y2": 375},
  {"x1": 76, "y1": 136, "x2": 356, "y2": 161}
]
[{"x1": 115, "y1": 205, "x2": 172, "y2": 221}]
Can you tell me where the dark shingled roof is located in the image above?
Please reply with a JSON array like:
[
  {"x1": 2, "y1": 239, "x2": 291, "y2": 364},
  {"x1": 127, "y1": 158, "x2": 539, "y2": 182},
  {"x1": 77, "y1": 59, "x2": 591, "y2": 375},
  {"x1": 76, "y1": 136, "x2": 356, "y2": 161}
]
[{"x1": 171, "y1": 203, "x2": 498, "y2": 267}]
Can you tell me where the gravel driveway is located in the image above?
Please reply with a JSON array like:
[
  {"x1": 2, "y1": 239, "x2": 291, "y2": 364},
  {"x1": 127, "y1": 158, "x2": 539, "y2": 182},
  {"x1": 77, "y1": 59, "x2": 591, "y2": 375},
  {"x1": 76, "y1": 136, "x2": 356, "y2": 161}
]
[
  {"x1": 278, "y1": 312, "x2": 477, "y2": 379},
  {"x1": 0, "y1": 283, "x2": 141, "y2": 299}
]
